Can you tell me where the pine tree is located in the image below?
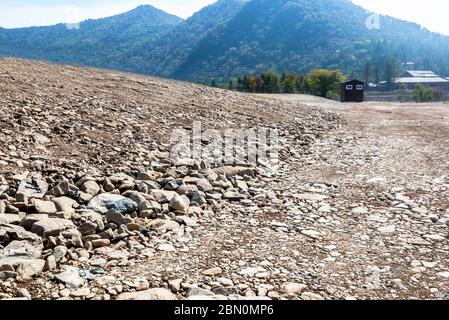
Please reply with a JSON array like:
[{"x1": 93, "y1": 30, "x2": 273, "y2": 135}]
[
  {"x1": 364, "y1": 63, "x2": 371, "y2": 88},
  {"x1": 374, "y1": 66, "x2": 381, "y2": 88},
  {"x1": 237, "y1": 77, "x2": 243, "y2": 92},
  {"x1": 242, "y1": 75, "x2": 250, "y2": 92},
  {"x1": 384, "y1": 59, "x2": 400, "y2": 91}
]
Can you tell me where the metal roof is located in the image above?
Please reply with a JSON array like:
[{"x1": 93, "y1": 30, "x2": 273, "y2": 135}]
[
  {"x1": 395, "y1": 77, "x2": 449, "y2": 83},
  {"x1": 404, "y1": 70, "x2": 438, "y2": 78}
]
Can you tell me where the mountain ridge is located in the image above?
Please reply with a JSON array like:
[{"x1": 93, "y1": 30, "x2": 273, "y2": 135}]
[{"x1": 1, "y1": 0, "x2": 449, "y2": 82}]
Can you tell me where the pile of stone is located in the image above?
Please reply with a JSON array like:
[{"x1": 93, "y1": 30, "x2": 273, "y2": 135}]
[{"x1": 0, "y1": 150, "x2": 262, "y2": 299}]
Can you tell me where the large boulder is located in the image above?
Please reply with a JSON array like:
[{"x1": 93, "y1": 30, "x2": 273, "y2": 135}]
[
  {"x1": 31, "y1": 218, "x2": 75, "y2": 237},
  {"x1": 88, "y1": 193, "x2": 137, "y2": 215}
]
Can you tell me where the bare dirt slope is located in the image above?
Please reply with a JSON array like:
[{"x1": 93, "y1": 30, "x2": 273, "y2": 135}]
[
  {"x1": 0, "y1": 58, "x2": 336, "y2": 176},
  {"x1": 0, "y1": 59, "x2": 448, "y2": 300}
]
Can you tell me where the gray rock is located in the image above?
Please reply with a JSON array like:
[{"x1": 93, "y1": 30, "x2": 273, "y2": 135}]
[
  {"x1": 17, "y1": 178, "x2": 48, "y2": 201},
  {"x1": 281, "y1": 282, "x2": 308, "y2": 296},
  {"x1": 197, "y1": 179, "x2": 213, "y2": 193},
  {"x1": 136, "y1": 171, "x2": 159, "y2": 181},
  {"x1": 0, "y1": 256, "x2": 45, "y2": 278},
  {"x1": 0, "y1": 271, "x2": 17, "y2": 281},
  {"x1": 20, "y1": 214, "x2": 48, "y2": 230},
  {"x1": 31, "y1": 218, "x2": 75, "y2": 237},
  {"x1": 33, "y1": 199, "x2": 57, "y2": 214},
  {"x1": 223, "y1": 191, "x2": 246, "y2": 201},
  {"x1": 150, "y1": 190, "x2": 177, "y2": 204},
  {"x1": 52, "y1": 197, "x2": 78, "y2": 214},
  {"x1": 78, "y1": 221, "x2": 97, "y2": 236},
  {"x1": 3, "y1": 240, "x2": 43, "y2": 258},
  {"x1": 116, "y1": 288, "x2": 176, "y2": 300},
  {"x1": 61, "y1": 229, "x2": 84, "y2": 248},
  {"x1": 147, "y1": 219, "x2": 181, "y2": 231},
  {"x1": 0, "y1": 214, "x2": 22, "y2": 225},
  {"x1": 0, "y1": 200, "x2": 5, "y2": 214},
  {"x1": 16, "y1": 288, "x2": 32, "y2": 300},
  {"x1": 187, "y1": 287, "x2": 215, "y2": 298},
  {"x1": 54, "y1": 267, "x2": 86, "y2": 289},
  {"x1": 52, "y1": 245, "x2": 68, "y2": 262},
  {"x1": 88, "y1": 193, "x2": 137, "y2": 215},
  {"x1": 47, "y1": 181, "x2": 80, "y2": 198},
  {"x1": 80, "y1": 181, "x2": 100, "y2": 196},
  {"x1": 170, "y1": 194, "x2": 190, "y2": 212},
  {"x1": 221, "y1": 166, "x2": 255, "y2": 178},
  {"x1": 108, "y1": 173, "x2": 134, "y2": 185},
  {"x1": 122, "y1": 191, "x2": 148, "y2": 212},
  {"x1": 177, "y1": 184, "x2": 199, "y2": 195},
  {"x1": 0, "y1": 224, "x2": 40, "y2": 242},
  {"x1": 105, "y1": 211, "x2": 129, "y2": 226}
]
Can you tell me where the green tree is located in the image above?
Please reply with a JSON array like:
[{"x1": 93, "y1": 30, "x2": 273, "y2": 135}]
[
  {"x1": 283, "y1": 73, "x2": 297, "y2": 93},
  {"x1": 210, "y1": 79, "x2": 218, "y2": 88},
  {"x1": 242, "y1": 75, "x2": 250, "y2": 92},
  {"x1": 384, "y1": 59, "x2": 401, "y2": 91},
  {"x1": 296, "y1": 74, "x2": 307, "y2": 93},
  {"x1": 374, "y1": 66, "x2": 381, "y2": 87},
  {"x1": 307, "y1": 69, "x2": 345, "y2": 98},
  {"x1": 396, "y1": 84, "x2": 408, "y2": 102},
  {"x1": 364, "y1": 63, "x2": 371, "y2": 88},
  {"x1": 412, "y1": 84, "x2": 434, "y2": 102},
  {"x1": 248, "y1": 75, "x2": 257, "y2": 93},
  {"x1": 227, "y1": 79, "x2": 235, "y2": 91},
  {"x1": 260, "y1": 71, "x2": 280, "y2": 93},
  {"x1": 237, "y1": 77, "x2": 243, "y2": 92}
]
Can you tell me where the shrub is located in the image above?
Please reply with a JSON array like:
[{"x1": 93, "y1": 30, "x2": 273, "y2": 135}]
[{"x1": 412, "y1": 85, "x2": 434, "y2": 103}]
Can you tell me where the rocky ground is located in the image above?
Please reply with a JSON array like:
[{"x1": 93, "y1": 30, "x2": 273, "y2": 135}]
[{"x1": 1, "y1": 58, "x2": 448, "y2": 300}]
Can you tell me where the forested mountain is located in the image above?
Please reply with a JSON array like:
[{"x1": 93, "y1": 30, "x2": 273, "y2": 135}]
[
  {"x1": 1, "y1": 0, "x2": 449, "y2": 83},
  {"x1": 173, "y1": 0, "x2": 449, "y2": 81},
  {"x1": 136, "y1": 0, "x2": 247, "y2": 77},
  {"x1": 0, "y1": 5, "x2": 182, "y2": 70}
]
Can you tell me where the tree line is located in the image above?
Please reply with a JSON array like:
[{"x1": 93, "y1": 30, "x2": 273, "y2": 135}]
[
  {"x1": 210, "y1": 58, "x2": 406, "y2": 96},
  {"x1": 211, "y1": 69, "x2": 345, "y2": 99}
]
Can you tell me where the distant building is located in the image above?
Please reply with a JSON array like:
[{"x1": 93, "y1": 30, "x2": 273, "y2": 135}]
[
  {"x1": 405, "y1": 62, "x2": 416, "y2": 70},
  {"x1": 395, "y1": 70, "x2": 449, "y2": 89},
  {"x1": 341, "y1": 79, "x2": 364, "y2": 102}
]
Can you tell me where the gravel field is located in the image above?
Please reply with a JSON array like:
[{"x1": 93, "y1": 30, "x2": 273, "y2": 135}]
[{"x1": 0, "y1": 59, "x2": 448, "y2": 300}]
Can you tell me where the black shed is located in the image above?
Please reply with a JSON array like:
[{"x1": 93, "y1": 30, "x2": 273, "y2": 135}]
[{"x1": 341, "y1": 79, "x2": 364, "y2": 102}]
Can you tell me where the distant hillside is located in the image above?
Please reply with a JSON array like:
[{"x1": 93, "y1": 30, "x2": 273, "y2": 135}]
[
  {"x1": 1, "y1": 0, "x2": 449, "y2": 83},
  {"x1": 0, "y1": 5, "x2": 182, "y2": 71},
  {"x1": 173, "y1": 0, "x2": 449, "y2": 81}
]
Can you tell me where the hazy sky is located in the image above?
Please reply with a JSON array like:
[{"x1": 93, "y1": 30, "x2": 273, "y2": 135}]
[{"x1": 0, "y1": 0, "x2": 448, "y2": 36}]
